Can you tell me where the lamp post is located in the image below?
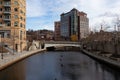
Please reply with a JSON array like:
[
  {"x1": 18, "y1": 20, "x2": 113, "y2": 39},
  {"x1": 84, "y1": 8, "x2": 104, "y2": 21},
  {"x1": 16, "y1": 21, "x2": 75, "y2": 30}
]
[
  {"x1": 0, "y1": 34, "x2": 4, "y2": 59},
  {"x1": 113, "y1": 32, "x2": 118, "y2": 55},
  {"x1": 0, "y1": 24, "x2": 6, "y2": 59},
  {"x1": 21, "y1": 41, "x2": 23, "y2": 53},
  {"x1": 12, "y1": 28, "x2": 15, "y2": 55},
  {"x1": 12, "y1": 28, "x2": 18, "y2": 54}
]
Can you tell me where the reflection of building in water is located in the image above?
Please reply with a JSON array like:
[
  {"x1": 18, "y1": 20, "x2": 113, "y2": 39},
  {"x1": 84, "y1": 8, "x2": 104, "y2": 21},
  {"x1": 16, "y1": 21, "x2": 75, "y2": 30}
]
[{"x1": 0, "y1": 61, "x2": 25, "y2": 80}]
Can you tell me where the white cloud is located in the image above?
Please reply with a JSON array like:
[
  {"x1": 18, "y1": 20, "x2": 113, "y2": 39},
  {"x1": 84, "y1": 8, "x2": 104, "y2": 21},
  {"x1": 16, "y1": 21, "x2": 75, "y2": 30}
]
[
  {"x1": 26, "y1": 0, "x2": 120, "y2": 31},
  {"x1": 26, "y1": 0, "x2": 46, "y2": 17}
]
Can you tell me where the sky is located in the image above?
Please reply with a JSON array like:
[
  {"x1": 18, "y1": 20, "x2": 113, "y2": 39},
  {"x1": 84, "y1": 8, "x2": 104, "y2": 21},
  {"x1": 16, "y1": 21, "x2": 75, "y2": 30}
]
[{"x1": 26, "y1": 0, "x2": 120, "y2": 31}]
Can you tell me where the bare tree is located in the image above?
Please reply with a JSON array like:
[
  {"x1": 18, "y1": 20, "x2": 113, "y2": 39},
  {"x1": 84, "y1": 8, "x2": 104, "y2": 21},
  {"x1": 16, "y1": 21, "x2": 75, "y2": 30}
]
[
  {"x1": 100, "y1": 19, "x2": 111, "y2": 31},
  {"x1": 112, "y1": 15, "x2": 120, "y2": 31}
]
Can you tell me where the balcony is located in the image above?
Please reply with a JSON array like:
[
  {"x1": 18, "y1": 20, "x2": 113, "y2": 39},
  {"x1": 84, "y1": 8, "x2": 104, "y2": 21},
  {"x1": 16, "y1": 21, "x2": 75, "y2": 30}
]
[
  {"x1": 3, "y1": 18, "x2": 11, "y2": 21},
  {"x1": 4, "y1": 11, "x2": 11, "y2": 14},
  {"x1": 4, "y1": 2, "x2": 11, "y2": 7},
  {"x1": 0, "y1": 24, "x2": 4, "y2": 27}
]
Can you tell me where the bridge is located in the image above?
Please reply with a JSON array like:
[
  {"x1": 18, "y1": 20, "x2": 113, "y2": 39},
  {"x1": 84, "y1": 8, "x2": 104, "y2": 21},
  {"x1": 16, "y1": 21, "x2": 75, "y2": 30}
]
[
  {"x1": 1, "y1": 41, "x2": 120, "y2": 80},
  {"x1": 28, "y1": 41, "x2": 81, "y2": 51},
  {"x1": 45, "y1": 41, "x2": 81, "y2": 48}
]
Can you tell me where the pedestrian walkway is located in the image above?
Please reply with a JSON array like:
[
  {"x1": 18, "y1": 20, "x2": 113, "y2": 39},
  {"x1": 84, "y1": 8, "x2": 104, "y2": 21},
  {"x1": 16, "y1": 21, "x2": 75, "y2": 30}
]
[{"x1": 0, "y1": 49, "x2": 45, "y2": 70}]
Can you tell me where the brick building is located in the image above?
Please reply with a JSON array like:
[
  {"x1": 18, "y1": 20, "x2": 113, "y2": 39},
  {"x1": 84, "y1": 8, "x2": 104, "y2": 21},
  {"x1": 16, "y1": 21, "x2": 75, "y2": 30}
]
[
  {"x1": 54, "y1": 21, "x2": 61, "y2": 41},
  {"x1": 0, "y1": 0, "x2": 26, "y2": 52}
]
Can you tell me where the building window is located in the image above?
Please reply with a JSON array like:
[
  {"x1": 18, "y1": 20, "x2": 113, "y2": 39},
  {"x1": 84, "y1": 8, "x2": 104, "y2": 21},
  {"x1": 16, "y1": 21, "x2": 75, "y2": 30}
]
[
  {"x1": 0, "y1": 22, "x2": 2, "y2": 25},
  {"x1": 20, "y1": 16, "x2": 23, "y2": 20},
  {"x1": 6, "y1": 22, "x2": 11, "y2": 26},
  {"x1": 14, "y1": 8, "x2": 18, "y2": 12},
  {"x1": 14, "y1": 15, "x2": 18, "y2": 19},
  {"x1": 4, "y1": 1, "x2": 11, "y2": 6},
  {"x1": 20, "y1": 31, "x2": 22, "y2": 40},
  {"x1": 0, "y1": 1, "x2": 2, "y2": 5},
  {"x1": 20, "y1": 10, "x2": 23, "y2": 14},
  {"x1": 0, "y1": 8, "x2": 2, "y2": 11},
  {"x1": 14, "y1": 21, "x2": 18, "y2": 26},
  {"x1": 14, "y1": 1, "x2": 18, "y2": 5},
  {"x1": 7, "y1": 33, "x2": 10, "y2": 38},
  {"x1": 4, "y1": 7, "x2": 10, "y2": 12},
  {"x1": 20, "y1": 23, "x2": 22, "y2": 27},
  {"x1": 4, "y1": 15, "x2": 10, "y2": 19},
  {"x1": 0, "y1": 15, "x2": 2, "y2": 18}
]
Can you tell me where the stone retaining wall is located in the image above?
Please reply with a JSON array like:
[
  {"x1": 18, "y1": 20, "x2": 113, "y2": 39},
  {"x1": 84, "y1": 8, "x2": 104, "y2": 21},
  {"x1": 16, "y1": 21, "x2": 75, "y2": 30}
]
[{"x1": 0, "y1": 49, "x2": 46, "y2": 70}]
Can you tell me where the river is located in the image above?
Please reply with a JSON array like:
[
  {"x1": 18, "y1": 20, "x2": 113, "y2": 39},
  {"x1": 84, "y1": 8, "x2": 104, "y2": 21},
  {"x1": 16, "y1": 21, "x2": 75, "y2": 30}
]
[{"x1": 0, "y1": 51, "x2": 120, "y2": 80}]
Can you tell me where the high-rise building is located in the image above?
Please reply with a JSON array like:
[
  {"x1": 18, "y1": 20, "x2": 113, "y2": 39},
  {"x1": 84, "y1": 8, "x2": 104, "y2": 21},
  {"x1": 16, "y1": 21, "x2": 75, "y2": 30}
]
[
  {"x1": 54, "y1": 21, "x2": 61, "y2": 41},
  {"x1": 60, "y1": 8, "x2": 89, "y2": 41},
  {"x1": 0, "y1": 0, "x2": 26, "y2": 52}
]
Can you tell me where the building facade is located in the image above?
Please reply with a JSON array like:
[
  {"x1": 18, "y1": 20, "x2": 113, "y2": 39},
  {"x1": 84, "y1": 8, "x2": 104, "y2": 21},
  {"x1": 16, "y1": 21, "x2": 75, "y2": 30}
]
[
  {"x1": 0, "y1": 0, "x2": 26, "y2": 52},
  {"x1": 60, "y1": 8, "x2": 89, "y2": 41},
  {"x1": 54, "y1": 21, "x2": 61, "y2": 41}
]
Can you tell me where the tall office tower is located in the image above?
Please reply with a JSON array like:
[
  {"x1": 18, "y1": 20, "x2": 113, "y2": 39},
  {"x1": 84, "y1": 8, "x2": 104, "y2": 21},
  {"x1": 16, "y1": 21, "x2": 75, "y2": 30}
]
[
  {"x1": 54, "y1": 21, "x2": 61, "y2": 41},
  {"x1": 0, "y1": 0, "x2": 26, "y2": 52},
  {"x1": 60, "y1": 8, "x2": 89, "y2": 41}
]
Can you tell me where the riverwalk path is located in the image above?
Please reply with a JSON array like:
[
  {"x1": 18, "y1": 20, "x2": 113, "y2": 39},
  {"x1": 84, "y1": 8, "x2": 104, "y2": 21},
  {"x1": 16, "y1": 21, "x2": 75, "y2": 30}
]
[
  {"x1": 0, "y1": 49, "x2": 46, "y2": 70},
  {"x1": 82, "y1": 49, "x2": 120, "y2": 69}
]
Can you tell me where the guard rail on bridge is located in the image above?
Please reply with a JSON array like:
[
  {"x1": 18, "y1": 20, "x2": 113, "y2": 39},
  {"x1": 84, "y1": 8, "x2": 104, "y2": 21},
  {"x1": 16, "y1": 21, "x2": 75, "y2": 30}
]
[
  {"x1": 44, "y1": 41, "x2": 81, "y2": 48},
  {"x1": 45, "y1": 41, "x2": 80, "y2": 44}
]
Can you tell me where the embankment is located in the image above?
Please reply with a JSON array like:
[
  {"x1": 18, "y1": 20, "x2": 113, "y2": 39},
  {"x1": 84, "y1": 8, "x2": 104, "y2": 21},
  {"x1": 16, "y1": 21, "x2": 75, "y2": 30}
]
[
  {"x1": 0, "y1": 49, "x2": 46, "y2": 70},
  {"x1": 82, "y1": 49, "x2": 120, "y2": 70}
]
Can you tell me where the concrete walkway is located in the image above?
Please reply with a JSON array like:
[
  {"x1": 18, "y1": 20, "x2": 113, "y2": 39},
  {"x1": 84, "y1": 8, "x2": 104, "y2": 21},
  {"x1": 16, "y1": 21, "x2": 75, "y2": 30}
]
[
  {"x1": 0, "y1": 49, "x2": 46, "y2": 70},
  {"x1": 82, "y1": 49, "x2": 120, "y2": 69}
]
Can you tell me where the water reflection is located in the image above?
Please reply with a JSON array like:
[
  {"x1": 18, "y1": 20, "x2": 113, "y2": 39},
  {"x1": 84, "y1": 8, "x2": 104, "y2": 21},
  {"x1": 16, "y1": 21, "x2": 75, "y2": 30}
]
[
  {"x1": 0, "y1": 51, "x2": 120, "y2": 80},
  {"x1": 0, "y1": 61, "x2": 25, "y2": 80}
]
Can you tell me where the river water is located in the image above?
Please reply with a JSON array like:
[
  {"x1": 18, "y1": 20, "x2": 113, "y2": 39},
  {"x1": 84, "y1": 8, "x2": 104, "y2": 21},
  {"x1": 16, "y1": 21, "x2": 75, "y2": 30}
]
[{"x1": 0, "y1": 51, "x2": 120, "y2": 80}]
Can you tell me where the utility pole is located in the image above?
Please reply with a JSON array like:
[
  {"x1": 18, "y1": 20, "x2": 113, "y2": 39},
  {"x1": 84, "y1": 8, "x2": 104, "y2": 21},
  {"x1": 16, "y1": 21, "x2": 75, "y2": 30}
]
[
  {"x1": 0, "y1": 24, "x2": 6, "y2": 59},
  {"x1": 114, "y1": 25, "x2": 118, "y2": 55},
  {"x1": 1, "y1": 33, "x2": 3, "y2": 59},
  {"x1": 12, "y1": 28, "x2": 15, "y2": 55}
]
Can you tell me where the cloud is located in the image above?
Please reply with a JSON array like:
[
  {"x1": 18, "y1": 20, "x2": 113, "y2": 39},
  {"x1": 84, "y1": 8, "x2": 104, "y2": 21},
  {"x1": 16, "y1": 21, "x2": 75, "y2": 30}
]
[
  {"x1": 26, "y1": 0, "x2": 46, "y2": 17},
  {"x1": 26, "y1": 0, "x2": 120, "y2": 31}
]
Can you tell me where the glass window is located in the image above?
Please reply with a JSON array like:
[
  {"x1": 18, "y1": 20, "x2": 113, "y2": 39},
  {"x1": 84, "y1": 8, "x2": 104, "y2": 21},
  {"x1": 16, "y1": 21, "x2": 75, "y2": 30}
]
[
  {"x1": 20, "y1": 23, "x2": 22, "y2": 27},
  {"x1": 6, "y1": 22, "x2": 11, "y2": 26},
  {"x1": 20, "y1": 17, "x2": 23, "y2": 20},
  {"x1": 14, "y1": 1, "x2": 18, "y2": 5},
  {"x1": 14, "y1": 15, "x2": 18, "y2": 19},
  {"x1": 0, "y1": 1, "x2": 2, "y2": 5},
  {"x1": 20, "y1": 30, "x2": 22, "y2": 40},
  {"x1": 7, "y1": 33, "x2": 10, "y2": 38},
  {"x1": 0, "y1": 8, "x2": 2, "y2": 11},
  {"x1": 0, "y1": 22, "x2": 2, "y2": 24},
  {"x1": 0, "y1": 15, "x2": 2, "y2": 18},
  {"x1": 14, "y1": 21, "x2": 18, "y2": 26},
  {"x1": 14, "y1": 8, "x2": 18, "y2": 12}
]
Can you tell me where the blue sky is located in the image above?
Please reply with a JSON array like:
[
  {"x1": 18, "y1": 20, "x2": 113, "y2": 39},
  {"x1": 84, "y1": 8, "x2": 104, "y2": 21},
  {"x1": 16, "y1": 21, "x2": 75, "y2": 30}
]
[{"x1": 26, "y1": 0, "x2": 120, "y2": 31}]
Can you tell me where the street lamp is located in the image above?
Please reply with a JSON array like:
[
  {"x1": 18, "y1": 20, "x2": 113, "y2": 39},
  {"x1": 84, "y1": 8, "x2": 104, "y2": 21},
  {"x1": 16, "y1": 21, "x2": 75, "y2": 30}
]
[
  {"x1": 113, "y1": 32, "x2": 118, "y2": 55},
  {"x1": 12, "y1": 29, "x2": 19, "y2": 54},
  {"x1": 0, "y1": 33, "x2": 4, "y2": 59},
  {"x1": 0, "y1": 24, "x2": 6, "y2": 59}
]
